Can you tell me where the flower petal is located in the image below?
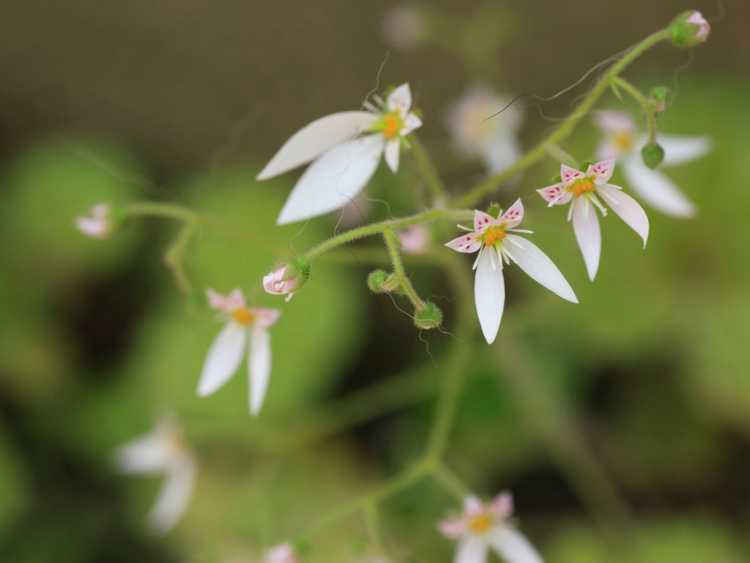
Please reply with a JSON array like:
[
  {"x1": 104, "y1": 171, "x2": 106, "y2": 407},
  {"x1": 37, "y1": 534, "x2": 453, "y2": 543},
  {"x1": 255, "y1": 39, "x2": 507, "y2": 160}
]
[
  {"x1": 251, "y1": 308, "x2": 281, "y2": 329},
  {"x1": 446, "y1": 233, "x2": 481, "y2": 254},
  {"x1": 387, "y1": 83, "x2": 412, "y2": 114},
  {"x1": 658, "y1": 134, "x2": 712, "y2": 167},
  {"x1": 588, "y1": 158, "x2": 615, "y2": 184},
  {"x1": 501, "y1": 198, "x2": 524, "y2": 228},
  {"x1": 257, "y1": 111, "x2": 377, "y2": 180},
  {"x1": 148, "y1": 459, "x2": 196, "y2": 535},
  {"x1": 464, "y1": 496, "x2": 485, "y2": 516},
  {"x1": 277, "y1": 134, "x2": 385, "y2": 224},
  {"x1": 598, "y1": 184, "x2": 649, "y2": 247},
  {"x1": 571, "y1": 197, "x2": 602, "y2": 281},
  {"x1": 115, "y1": 432, "x2": 168, "y2": 474},
  {"x1": 560, "y1": 164, "x2": 584, "y2": 183},
  {"x1": 474, "y1": 249, "x2": 505, "y2": 344},
  {"x1": 489, "y1": 492, "x2": 514, "y2": 519},
  {"x1": 402, "y1": 112, "x2": 423, "y2": 135},
  {"x1": 474, "y1": 210, "x2": 497, "y2": 231},
  {"x1": 248, "y1": 327, "x2": 272, "y2": 416},
  {"x1": 197, "y1": 322, "x2": 246, "y2": 396},
  {"x1": 623, "y1": 158, "x2": 696, "y2": 218},
  {"x1": 504, "y1": 235, "x2": 578, "y2": 303},
  {"x1": 384, "y1": 139, "x2": 400, "y2": 172},
  {"x1": 456, "y1": 536, "x2": 489, "y2": 563},
  {"x1": 439, "y1": 516, "x2": 468, "y2": 540},
  {"x1": 484, "y1": 132, "x2": 521, "y2": 175},
  {"x1": 488, "y1": 527, "x2": 543, "y2": 563},
  {"x1": 537, "y1": 184, "x2": 572, "y2": 206},
  {"x1": 594, "y1": 110, "x2": 635, "y2": 135}
]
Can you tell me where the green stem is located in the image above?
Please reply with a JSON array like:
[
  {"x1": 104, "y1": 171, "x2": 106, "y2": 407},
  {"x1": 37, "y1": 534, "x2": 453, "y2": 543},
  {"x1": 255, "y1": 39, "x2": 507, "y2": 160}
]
[
  {"x1": 453, "y1": 28, "x2": 671, "y2": 208},
  {"x1": 164, "y1": 222, "x2": 197, "y2": 295},
  {"x1": 430, "y1": 462, "x2": 470, "y2": 501},
  {"x1": 124, "y1": 201, "x2": 200, "y2": 223},
  {"x1": 612, "y1": 76, "x2": 658, "y2": 143},
  {"x1": 410, "y1": 136, "x2": 449, "y2": 204},
  {"x1": 383, "y1": 227, "x2": 426, "y2": 311},
  {"x1": 545, "y1": 144, "x2": 580, "y2": 167}
]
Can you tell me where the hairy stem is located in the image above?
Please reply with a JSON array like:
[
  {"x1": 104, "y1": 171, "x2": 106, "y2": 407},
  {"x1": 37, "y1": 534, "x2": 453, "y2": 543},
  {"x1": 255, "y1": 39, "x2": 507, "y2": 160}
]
[{"x1": 383, "y1": 227, "x2": 426, "y2": 311}]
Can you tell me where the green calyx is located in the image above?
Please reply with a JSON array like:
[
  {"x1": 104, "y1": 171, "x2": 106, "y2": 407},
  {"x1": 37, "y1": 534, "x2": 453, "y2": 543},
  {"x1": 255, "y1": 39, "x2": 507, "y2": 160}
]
[
  {"x1": 641, "y1": 142, "x2": 665, "y2": 169},
  {"x1": 367, "y1": 269, "x2": 400, "y2": 294},
  {"x1": 413, "y1": 301, "x2": 443, "y2": 330},
  {"x1": 670, "y1": 11, "x2": 709, "y2": 48}
]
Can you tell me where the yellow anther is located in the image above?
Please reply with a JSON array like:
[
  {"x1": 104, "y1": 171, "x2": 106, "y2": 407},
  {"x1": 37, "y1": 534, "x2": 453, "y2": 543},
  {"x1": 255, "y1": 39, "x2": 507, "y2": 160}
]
[{"x1": 232, "y1": 308, "x2": 254, "y2": 326}]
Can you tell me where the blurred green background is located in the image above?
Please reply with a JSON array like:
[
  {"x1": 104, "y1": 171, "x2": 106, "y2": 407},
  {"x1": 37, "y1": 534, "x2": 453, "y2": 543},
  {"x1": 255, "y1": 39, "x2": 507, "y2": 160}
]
[{"x1": 1, "y1": 1, "x2": 749, "y2": 562}]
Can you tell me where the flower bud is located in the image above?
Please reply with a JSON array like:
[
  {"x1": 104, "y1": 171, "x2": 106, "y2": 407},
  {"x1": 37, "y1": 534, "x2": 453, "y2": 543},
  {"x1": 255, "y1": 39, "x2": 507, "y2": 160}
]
[
  {"x1": 641, "y1": 142, "x2": 665, "y2": 169},
  {"x1": 75, "y1": 203, "x2": 116, "y2": 239},
  {"x1": 486, "y1": 202, "x2": 502, "y2": 218},
  {"x1": 414, "y1": 301, "x2": 443, "y2": 330},
  {"x1": 263, "y1": 257, "x2": 309, "y2": 300},
  {"x1": 367, "y1": 270, "x2": 400, "y2": 293},
  {"x1": 670, "y1": 10, "x2": 710, "y2": 48}
]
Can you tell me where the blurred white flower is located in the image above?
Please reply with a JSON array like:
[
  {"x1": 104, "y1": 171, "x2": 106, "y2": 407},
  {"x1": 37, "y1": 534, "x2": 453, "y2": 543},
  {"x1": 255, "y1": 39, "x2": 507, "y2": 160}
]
[
  {"x1": 257, "y1": 84, "x2": 422, "y2": 224},
  {"x1": 399, "y1": 224, "x2": 430, "y2": 255},
  {"x1": 595, "y1": 110, "x2": 712, "y2": 218},
  {"x1": 445, "y1": 200, "x2": 577, "y2": 344},
  {"x1": 75, "y1": 203, "x2": 112, "y2": 239},
  {"x1": 198, "y1": 288, "x2": 280, "y2": 415},
  {"x1": 263, "y1": 543, "x2": 298, "y2": 563},
  {"x1": 439, "y1": 493, "x2": 543, "y2": 563},
  {"x1": 115, "y1": 414, "x2": 196, "y2": 535},
  {"x1": 445, "y1": 84, "x2": 523, "y2": 175},
  {"x1": 381, "y1": 4, "x2": 428, "y2": 49},
  {"x1": 538, "y1": 160, "x2": 649, "y2": 281}
]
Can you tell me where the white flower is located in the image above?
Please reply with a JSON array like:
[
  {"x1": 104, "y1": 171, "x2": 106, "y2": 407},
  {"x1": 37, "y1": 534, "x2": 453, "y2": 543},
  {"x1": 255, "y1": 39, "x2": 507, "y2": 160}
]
[
  {"x1": 445, "y1": 199, "x2": 577, "y2": 344},
  {"x1": 76, "y1": 203, "x2": 112, "y2": 239},
  {"x1": 257, "y1": 84, "x2": 422, "y2": 224},
  {"x1": 381, "y1": 4, "x2": 428, "y2": 49},
  {"x1": 263, "y1": 543, "x2": 298, "y2": 563},
  {"x1": 595, "y1": 110, "x2": 712, "y2": 218},
  {"x1": 439, "y1": 493, "x2": 544, "y2": 563},
  {"x1": 198, "y1": 288, "x2": 280, "y2": 416},
  {"x1": 115, "y1": 415, "x2": 196, "y2": 535},
  {"x1": 537, "y1": 160, "x2": 650, "y2": 281},
  {"x1": 445, "y1": 84, "x2": 523, "y2": 175},
  {"x1": 399, "y1": 224, "x2": 430, "y2": 255}
]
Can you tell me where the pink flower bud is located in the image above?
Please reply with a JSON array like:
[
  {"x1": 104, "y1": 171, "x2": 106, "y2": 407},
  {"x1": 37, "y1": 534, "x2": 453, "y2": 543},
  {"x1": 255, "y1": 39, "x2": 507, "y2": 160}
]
[
  {"x1": 263, "y1": 266, "x2": 299, "y2": 299},
  {"x1": 75, "y1": 203, "x2": 112, "y2": 239}
]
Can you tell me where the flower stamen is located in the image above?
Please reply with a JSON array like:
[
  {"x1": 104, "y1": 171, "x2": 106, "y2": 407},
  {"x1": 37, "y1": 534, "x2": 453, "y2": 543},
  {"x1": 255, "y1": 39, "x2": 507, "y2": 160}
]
[
  {"x1": 468, "y1": 513, "x2": 493, "y2": 534},
  {"x1": 567, "y1": 177, "x2": 596, "y2": 197},
  {"x1": 232, "y1": 308, "x2": 255, "y2": 326}
]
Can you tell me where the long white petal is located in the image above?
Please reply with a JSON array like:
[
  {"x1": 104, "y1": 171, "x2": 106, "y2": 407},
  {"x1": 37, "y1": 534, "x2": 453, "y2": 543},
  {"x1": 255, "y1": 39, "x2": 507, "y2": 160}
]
[
  {"x1": 115, "y1": 433, "x2": 168, "y2": 474},
  {"x1": 248, "y1": 327, "x2": 271, "y2": 416},
  {"x1": 455, "y1": 536, "x2": 489, "y2": 563},
  {"x1": 624, "y1": 157, "x2": 696, "y2": 218},
  {"x1": 148, "y1": 459, "x2": 196, "y2": 535},
  {"x1": 505, "y1": 235, "x2": 578, "y2": 302},
  {"x1": 598, "y1": 185, "x2": 649, "y2": 247},
  {"x1": 484, "y1": 132, "x2": 521, "y2": 175},
  {"x1": 488, "y1": 527, "x2": 544, "y2": 563},
  {"x1": 384, "y1": 139, "x2": 400, "y2": 172},
  {"x1": 277, "y1": 134, "x2": 384, "y2": 224},
  {"x1": 572, "y1": 198, "x2": 602, "y2": 280},
  {"x1": 658, "y1": 134, "x2": 712, "y2": 167},
  {"x1": 475, "y1": 249, "x2": 505, "y2": 344},
  {"x1": 197, "y1": 322, "x2": 246, "y2": 397},
  {"x1": 257, "y1": 112, "x2": 377, "y2": 180}
]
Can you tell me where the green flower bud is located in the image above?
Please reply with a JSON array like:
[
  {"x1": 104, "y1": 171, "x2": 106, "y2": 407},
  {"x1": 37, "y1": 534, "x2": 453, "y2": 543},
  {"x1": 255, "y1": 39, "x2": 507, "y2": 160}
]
[
  {"x1": 367, "y1": 270, "x2": 400, "y2": 293},
  {"x1": 670, "y1": 10, "x2": 710, "y2": 48},
  {"x1": 487, "y1": 202, "x2": 502, "y2": 218},
  {"x1": 414, "y1": 301, "x2": 443, "y2": 330},
  {"x1": 641, "y1": 142, "x2": 665, "y2": 169}
]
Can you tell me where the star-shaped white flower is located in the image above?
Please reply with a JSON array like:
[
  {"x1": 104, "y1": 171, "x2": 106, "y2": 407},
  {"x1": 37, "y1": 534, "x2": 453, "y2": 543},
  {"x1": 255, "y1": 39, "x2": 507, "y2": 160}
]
[
  {"x1": 439, "y1": 493, "x2": 544, "y2": 563},
  {"x1": 76, "y1": 203, "x2": 112, "y2": 239},
  {"x1": 445, "y1": 84, "x2": 523, "y2": 175},
  {"x1": 537, "y1": 160, "x2": 649, "y2": 281},
  {"x1": 115, "y1": 415, "x2": 196, "y2": 535},
  {"x1": 263, "y1": 543, "x2": 299, "y2": 563},
  {"x1": 197, "y1": 288, "x2": 280, "y2": 415},
  {"x1": 445, "y1": 199, "x2": 577, "y2": 344},
  {"x1": 257, "y1": 83, "x2": 422, "y2": 224},
  {"x1": 595, "y1": 110, "x2": 712, "y2": 218}
]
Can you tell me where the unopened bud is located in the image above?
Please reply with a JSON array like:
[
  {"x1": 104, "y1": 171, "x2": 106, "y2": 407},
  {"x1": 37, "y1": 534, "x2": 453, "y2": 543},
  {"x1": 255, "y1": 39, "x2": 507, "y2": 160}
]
[
  {"x1": 641, "y1": 142, "x2": 665, "y2": 169},
  {"x1": 263, "y1": 256, "x2": 309, "y2": 300},
  {"x1": 671, "y1": 10, "x2": 710, "y2": 48},
  {"x1": 414, "y1": 301, "x2": 443, "y2": 330},
  {"x1": 367, "y1": 270, "x2": 400, "y2": 293},
  {"x1": 75, "y1": 203, "x2": 118, "y2": 239}
]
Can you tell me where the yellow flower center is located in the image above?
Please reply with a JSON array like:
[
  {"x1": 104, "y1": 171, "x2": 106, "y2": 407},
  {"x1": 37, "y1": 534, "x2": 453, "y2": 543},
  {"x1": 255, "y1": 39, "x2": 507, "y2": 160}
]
[
  {"x1": 613, "y1": 131, "x2": 634, "y2": 152},
  {"x1": 567, "y1": 177, "x2": 596, "y2": 197},
  {"x1": 468, "y1": 513, "x2": 493, "y2": 534},
  {"x1": 232, "y1": 307, "x2": 255, "y2": 326},
  {"x1": 481, "y1": 225, "x2": 507, "y2": 247},
  {"x1": 381, "y1": 111, "x2": 404, "y2": 140}
]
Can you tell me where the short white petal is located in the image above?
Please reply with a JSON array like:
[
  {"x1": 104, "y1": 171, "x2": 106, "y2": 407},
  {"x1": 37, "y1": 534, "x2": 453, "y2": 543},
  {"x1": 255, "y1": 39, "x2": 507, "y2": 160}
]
[
  {"x1": 658, "y1": 134, "x2": 712, "y2": 167},
  {"x1": 388, "y1": 83, "x2": 412, "y2": 114},
  {"x1": 115, "y1": 433, "x2": 168, "y2": 474},
  {"x1": 277, "y1": 134, "x2": 384, "y2": 224},
  {"x1": 505, "y1": 235, "x2": 578, "y2": 302},
  {"x1": 623, "y1": 158, "x2": 696, "y2": 218},
  {"x1": 598, "y1": 185, "x2": 650, "y2": 247},
  {"x1": 248, "y1": 327, "x2": 272, "y2": 416},
  {"x1": 572, "y1": 198, "x2": 602, "y2": 280},
  {"x1": 257, "y1": 112, "x2": 377, "y2": 180},
  {"x1": 488, "y1": 527, "x2": 544, "y2": 563},
  {"x1": 384, "y1": 139, "x2": 400, "y2": 172},
  {"x1": 148, "y1": 459, "x2": 196, "y2": 535},
  {"x1": 475, "y1": 250, "x2": 505, "y2": 344},
  {"x1": 197, "y1": 323, "x2": 246, "y2": 397},
  {"x1": 455, "y1": 536, "x2": 489, "y2": 563}
]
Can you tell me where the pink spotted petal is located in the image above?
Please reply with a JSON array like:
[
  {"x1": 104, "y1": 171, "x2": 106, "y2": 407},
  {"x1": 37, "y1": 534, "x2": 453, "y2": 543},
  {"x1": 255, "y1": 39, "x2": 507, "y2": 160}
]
[
  {"x1": 560, "y1": 164, "x2": 584, "y2": 183},
  {"x1": 489, "y1": 492, "x2": 514, "y2": 519},
  {"x1": 463, "y1": 496, "x2": 485, "y2": 517},
  {"x1": 206, "y1": 288, "x2": 246, "y2": 313},
  {"x1": 588, "y1": 159, "x2": 616, "y2": 184},
  {"x1": 250, "y1": 308, "x2": 281, "y2": 329},
  {"x1": 537, "y1": 184, "x2": 572, "y2": 206},
  {"x1": 474, "y1": 210, "x2": 497, "y2": 231},
  {"x1": 445, "y1": 232, "x2": 481, "y2": 254},
  {"x1": 501, "y1": 198, "x2": 524, "y2": 228},
  {"x1": 438, "y1": 516, "x2": 467, "y2": 540}
]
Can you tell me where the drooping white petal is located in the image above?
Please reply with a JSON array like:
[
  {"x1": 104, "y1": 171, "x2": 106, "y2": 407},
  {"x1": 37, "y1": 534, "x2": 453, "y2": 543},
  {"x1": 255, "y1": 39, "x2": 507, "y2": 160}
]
[
  {"x1": 248, "y1": 327, "x2": 272, "y2": 416},
  {"x1": 488, "y1": 527, "x2": 544, "y2": 563},
  {"x1": 597, "y1": 184, "x2": 649, "y2": 247},
  {"x1": 455, "y1": 536, "x2": 489, "y2": 563},
  {"x1": 384, "y1": 139, "x2": 400, "y2": 172},
  {"x1": 474, "y1": 249, "x2": 505, "y2": 344},
  {"x1": 504, "y1": 235, "x2": 578, "y2": 303},
  {"x1": 257, "y1": 112, "x2": 377, "y2": 180},
  {"x1": 197, "y1": 322, "x2": 246, "y2": 397},
  {"x1": 147, "y1": 459, "x2": 196, "y2": 535},
  {"x1": 571, "y1": 197, "x2": 602, "y2": 280},
  {"x1": 115, "y1": 432, "x2": 168, "y2": 474},
  {"x1": 387, "y1": 83, "x2": 412, "y2": 114},
  {"x1": 623, "y1": 157, "x2": 696, "y2": 218},
  {"x1": 657, "y1": 135, "x2": 712, "y2": 167},
  {"x1": 277, "y1": 134, "x2": 385, "y2": 224}
]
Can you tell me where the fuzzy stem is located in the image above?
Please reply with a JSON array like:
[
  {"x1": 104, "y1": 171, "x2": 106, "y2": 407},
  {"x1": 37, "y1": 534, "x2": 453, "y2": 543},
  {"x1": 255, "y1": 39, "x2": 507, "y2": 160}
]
[
  {"x1": 124, "y1": 201, "x2": 200, "y2": 223},
  {"x1": 383, "y1": 227, "x2": 426, "y2": 311},
  {"x1": 612, "y1": 76, "x2": 658, "y2": 143},
  {"x1": 411, "y1": 135, "x2": 449, "y2": 204},
  {"x1": 164, "y1": 222, "x2": 197, "y2": 295}
]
